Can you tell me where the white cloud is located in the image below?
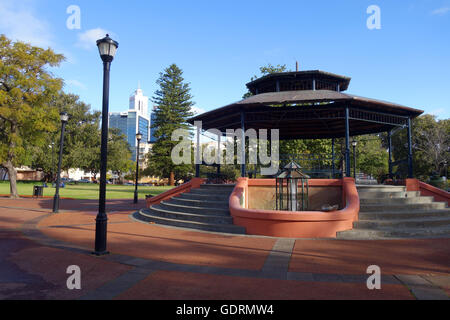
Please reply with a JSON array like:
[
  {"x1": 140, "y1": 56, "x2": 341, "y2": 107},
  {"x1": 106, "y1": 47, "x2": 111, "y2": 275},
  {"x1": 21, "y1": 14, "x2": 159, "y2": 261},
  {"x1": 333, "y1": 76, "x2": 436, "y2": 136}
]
[
  {"x1": 76, "y1": 28, "x2": 111, "y2": 50},
  {"x1": 65, "y1": 79, "x2": 87, "y2": 90},
  {"x1": 0, "y1": 0, "x2": 53, "y2": 48},
  {"x1": 431, "y1": 7, "x2": 450, "y2": 15}
]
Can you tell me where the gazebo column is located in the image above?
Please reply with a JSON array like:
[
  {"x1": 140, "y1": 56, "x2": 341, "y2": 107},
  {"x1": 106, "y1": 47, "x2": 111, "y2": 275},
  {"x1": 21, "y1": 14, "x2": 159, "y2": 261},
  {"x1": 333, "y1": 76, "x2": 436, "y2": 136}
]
[
  {"x1": 217, "y1": 132, "x2": 221, "y2": 178},
  {"x1": 345, "y1": 107, "x2": 351, "y2": 177},
  {"x1": 331, "y1": 138, "x2": 336, "y2": 178},
  {"x1": 195, "y1": 124, "x2": 201, "y2": 178},
  {"x1": 407, "y1": 117, "x2": 413, "y2": 178},
  {"x1": 240, "y1": 111, "x2": 246, "y2": 177},
  {"x1": 387, "y1": 130, "x2": 393, "y2": 178}
]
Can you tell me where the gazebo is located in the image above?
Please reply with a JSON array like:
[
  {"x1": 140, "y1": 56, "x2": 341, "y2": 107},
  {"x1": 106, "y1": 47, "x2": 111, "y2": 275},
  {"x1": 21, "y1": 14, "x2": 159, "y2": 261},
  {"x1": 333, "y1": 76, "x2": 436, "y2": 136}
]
[{"x1": 188, "y1": 70, "x2": 423, "y2": 179}]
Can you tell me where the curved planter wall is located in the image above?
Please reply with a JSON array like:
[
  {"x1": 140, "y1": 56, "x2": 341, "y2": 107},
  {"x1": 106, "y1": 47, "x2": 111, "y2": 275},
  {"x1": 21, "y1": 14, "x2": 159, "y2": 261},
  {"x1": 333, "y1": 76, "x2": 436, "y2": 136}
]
[{"x1": 229, "y1": 178, "x2": 360, "y2": 238}]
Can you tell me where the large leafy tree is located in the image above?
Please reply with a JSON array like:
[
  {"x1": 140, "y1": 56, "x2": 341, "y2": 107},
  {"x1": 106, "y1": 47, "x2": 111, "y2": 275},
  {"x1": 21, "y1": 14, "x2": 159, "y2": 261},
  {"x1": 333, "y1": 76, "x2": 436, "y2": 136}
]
[
  {"x1": 31, "y1": 92, "x2": 101, "y2": 181},
  {"x1": 107, "y1": 127, "x2": 134, "y2": 180},
  {"x1": 0, "y1": 35, "x2": 64, "y2": 198},
  {"x1": 391, "y1": 114, "x2": 449, "y2": 179},
  {"x1": 31, "y1": 92, "x2": 133, "y2": 183},
  {"x1": 145, "y1": 64, "x2": 194, "y2": 185}
]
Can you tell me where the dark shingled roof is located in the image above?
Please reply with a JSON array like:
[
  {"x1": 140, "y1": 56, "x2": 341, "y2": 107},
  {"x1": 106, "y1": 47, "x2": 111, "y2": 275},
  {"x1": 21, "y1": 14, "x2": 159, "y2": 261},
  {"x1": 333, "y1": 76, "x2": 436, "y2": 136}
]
[
  {"x1": 188, "y1": 90, "x2": 424, "y2": 140},
  {"x1": 246, "y1": 70, "x2": 352, "y2": 94}
]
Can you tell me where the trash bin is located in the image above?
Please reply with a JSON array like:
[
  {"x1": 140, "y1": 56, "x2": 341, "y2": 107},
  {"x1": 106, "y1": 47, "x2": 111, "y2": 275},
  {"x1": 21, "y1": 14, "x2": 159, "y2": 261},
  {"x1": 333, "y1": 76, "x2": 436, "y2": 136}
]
[{"x1": 33, "y1": 186, "x2": 44, "y2": 198}]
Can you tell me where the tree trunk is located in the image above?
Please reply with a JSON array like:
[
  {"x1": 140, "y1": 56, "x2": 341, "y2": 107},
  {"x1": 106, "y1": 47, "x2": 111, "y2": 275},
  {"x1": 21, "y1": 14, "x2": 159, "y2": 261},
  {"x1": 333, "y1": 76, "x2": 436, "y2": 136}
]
[
  {"x1": 4, "y1": 160, "x2": 19, "y2": 199},
  {"x1": 169, "y1": 171, "x2": 175, "y2": 186}
]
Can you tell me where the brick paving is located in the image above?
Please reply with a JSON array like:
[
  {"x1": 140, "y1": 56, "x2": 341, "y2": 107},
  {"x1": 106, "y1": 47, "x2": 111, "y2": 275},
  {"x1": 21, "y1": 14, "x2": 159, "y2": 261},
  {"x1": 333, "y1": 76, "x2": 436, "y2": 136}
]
[{"x1": 0, "y1": 197, "x2": 449, "y2": 300}]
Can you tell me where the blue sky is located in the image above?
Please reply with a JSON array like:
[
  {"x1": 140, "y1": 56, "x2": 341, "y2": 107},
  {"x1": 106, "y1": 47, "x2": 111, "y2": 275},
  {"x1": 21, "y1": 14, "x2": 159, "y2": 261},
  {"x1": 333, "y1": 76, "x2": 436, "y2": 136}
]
[{"x1": 0, "y1": 0, "x2": 449, "y2": 118}]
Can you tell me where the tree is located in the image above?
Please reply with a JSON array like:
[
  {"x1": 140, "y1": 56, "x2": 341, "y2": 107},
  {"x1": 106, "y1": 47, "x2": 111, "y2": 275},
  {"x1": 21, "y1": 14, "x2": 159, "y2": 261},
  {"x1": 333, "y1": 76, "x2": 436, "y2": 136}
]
[
  {"x1": 0, "y1": 35, "x2": 64, "y2": 198},
  {"x1": 243, "y1": 63, "x2": 288, "y2": 99},
  {"x1": 30, "y1": 92, "x2": 133, "y2": 183},
  {"x1": 107, "y1": 127, "x2": 134, "y2": 179},
  {"x1": 30, "y1": 92, "x2": 101, "y2": 181},
  {"x1": 355, "y1": 135, "x2": 388, "y2": 180},
  {"x1": 392, "y1": 115, "x2": 450, "y2": 180},
  {"x1": 145, "y1": 64, "x2": 195, "y2": 185}
]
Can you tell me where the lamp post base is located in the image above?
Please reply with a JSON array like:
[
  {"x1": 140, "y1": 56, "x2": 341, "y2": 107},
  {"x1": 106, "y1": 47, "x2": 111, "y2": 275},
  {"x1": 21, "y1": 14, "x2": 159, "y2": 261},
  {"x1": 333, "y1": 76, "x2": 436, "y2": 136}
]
[
  {"x1": 94, "y1": 214, "x2": 108, "y2": 255},
  {"x1": 52, "y1": 194, "x2": 60, "y2": 213},
  {"x1": 92, "y1": 250, "x2": 110, "y2": 256}
]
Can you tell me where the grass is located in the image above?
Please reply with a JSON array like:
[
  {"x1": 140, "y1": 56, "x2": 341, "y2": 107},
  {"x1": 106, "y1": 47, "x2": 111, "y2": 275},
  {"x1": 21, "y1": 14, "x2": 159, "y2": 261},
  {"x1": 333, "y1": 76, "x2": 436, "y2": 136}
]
[{"x1": 0, "y1": 181, "x2": 174, "y2": 200}]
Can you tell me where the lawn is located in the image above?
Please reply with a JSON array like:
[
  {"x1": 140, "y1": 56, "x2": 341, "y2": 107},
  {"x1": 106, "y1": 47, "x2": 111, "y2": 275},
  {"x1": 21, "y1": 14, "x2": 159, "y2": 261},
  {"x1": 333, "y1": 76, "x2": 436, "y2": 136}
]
[{"x1": 0, "y1": 182, "x2": 174, "y2": 200}]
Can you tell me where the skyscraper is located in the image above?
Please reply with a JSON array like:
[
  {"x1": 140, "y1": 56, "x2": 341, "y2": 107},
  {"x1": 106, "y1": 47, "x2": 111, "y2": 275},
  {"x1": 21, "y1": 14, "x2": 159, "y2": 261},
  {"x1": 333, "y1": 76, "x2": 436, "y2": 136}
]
[{"x1": 109, "y1": 85, "x2": 152, "y2": 163}]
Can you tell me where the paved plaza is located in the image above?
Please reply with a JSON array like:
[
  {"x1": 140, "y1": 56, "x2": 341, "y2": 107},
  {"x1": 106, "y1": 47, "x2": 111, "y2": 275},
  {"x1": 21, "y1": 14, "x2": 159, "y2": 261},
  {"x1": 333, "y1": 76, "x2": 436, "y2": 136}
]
[{"x1": 0, "y1": 197, "x2": 449, "y2": 300}]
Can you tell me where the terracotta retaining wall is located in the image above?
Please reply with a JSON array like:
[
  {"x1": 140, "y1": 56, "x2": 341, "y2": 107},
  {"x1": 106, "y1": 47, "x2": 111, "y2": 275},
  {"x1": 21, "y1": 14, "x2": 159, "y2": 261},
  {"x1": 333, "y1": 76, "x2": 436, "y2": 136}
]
[
  {"x1": 405, "y1": 178, "x2": 450, "y2": 206},
  {"x1": 229, "y1": 178, "x2": 359, "y2": 238}
]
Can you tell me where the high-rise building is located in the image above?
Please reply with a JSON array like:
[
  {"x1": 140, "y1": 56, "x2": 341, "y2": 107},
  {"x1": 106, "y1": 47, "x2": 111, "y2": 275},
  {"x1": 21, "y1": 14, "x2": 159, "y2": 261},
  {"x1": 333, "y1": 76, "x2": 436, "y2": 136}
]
[{"x1": 109, "y1": 85, "x2": 152, "y2": 163}]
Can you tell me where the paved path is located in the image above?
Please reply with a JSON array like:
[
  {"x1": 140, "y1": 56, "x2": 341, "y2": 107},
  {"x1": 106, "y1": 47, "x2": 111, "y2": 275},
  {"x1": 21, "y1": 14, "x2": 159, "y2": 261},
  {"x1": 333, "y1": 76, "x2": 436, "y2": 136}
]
[{"x1": 0, "y1": 197, "x2": 449, "y2": 300}]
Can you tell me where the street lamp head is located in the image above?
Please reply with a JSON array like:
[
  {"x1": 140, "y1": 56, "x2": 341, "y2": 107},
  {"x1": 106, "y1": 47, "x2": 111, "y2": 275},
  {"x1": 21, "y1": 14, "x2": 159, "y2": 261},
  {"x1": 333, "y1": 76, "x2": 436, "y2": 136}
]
[
  {"x1": 96, "y1": 34, "x2": 119, "y2": 63},
  {"x1": 136, "y1": 132, "x2": 142, "y2": 141},
  {"x1": 60, "y1": 112, "x2": 69, "y2": 123},
  {"x1": 352, "y1": 140, "x2": 358, "y2": 147}
]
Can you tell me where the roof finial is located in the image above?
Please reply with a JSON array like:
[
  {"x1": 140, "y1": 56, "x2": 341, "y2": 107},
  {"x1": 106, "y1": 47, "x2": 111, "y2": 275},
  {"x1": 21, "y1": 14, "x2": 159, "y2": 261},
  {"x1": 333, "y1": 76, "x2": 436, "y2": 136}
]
[{"x1": 296, "y1": 61, "x2": 299, "y2": 72}]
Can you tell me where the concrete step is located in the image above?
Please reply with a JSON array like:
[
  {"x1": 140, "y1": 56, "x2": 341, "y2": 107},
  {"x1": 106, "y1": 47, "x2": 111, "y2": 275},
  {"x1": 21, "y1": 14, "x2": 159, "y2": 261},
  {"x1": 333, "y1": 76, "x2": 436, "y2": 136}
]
[
  {"x1": 178, "y1": 192, "x2": 230, "y2": 202},
  {"x1": 360, "y1": 196, "x2": 434, "y2": 205},
  {"x1": 168, "y1": 197, "x2": 229, "y2": 209},
  {"x1": 189, "y1": 188, "x2": 233, "y2": 196},
  {"x1": 199, "y1": 184, "x2": 236, "y2": 191},
  {"x1": 132, "y1": 209, "x2": 246, "y2": 234},
  {"x1": 148, "y1": 206, "x2": 233, "y2": 224},
  {"x1": 360, "y1": 202, "x2": 448, "y2": 212},
  {"x1": 159, "y1": 201, "x2": 230, "y2": 216},
  {"x1": 337, "y1": 226, "x2": 450, "y2": 240},
  {"x1": 359, "y1": 209, "x2": 450, "y2": 220},
  {"x1": 358, "y1": 191, "x2": 420, "y2": 199},
  {"x1": 354, "y1": 216, "x2": 450, "y2": 229},
  {"x1": 357, "y1": 185, "x2": 406, "y2": 192}
]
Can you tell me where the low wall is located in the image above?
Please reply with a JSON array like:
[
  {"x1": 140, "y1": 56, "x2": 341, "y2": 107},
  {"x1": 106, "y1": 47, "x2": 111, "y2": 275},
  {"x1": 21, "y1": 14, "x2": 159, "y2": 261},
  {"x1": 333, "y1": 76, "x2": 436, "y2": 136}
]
[
  {"x1": 229, "y1": 178, "x2": 359, "y2": 238},
  {"x1": 405, "y1": 179, "x2": 450, "y2": 206},
  {"x1": 146, "y1": 178, "x2": 206, "y2": 207},
  {"x1": 248, "y1": 179, "x2": 343, "y2": 211}
]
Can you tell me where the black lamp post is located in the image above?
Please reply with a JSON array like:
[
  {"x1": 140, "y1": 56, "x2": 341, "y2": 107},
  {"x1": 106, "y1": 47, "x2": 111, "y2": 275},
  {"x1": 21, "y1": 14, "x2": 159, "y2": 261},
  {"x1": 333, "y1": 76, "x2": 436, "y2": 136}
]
[
  {"x1": 94, "y1": 34, "x2": 118, "y2": 256},
  {"x1": 52, "y1": 112, "x2": 69, "y2": 213},
  {"x1": 134, "y1": 132, "x2": 142, "y2": 204},
  {"x1": 352, "y1": 140, "x2": 358, "y2": 179}
]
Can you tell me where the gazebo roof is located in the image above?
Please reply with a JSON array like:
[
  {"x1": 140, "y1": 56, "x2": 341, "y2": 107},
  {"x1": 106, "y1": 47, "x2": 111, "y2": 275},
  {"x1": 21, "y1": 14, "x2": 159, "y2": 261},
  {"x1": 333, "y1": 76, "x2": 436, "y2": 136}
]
[
  {"x1": 246, "y1": 70, "x2": 352, "y2": 94},
  {"x1": 189, "y1": 69, "x2": 424, "y2": 140}
]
